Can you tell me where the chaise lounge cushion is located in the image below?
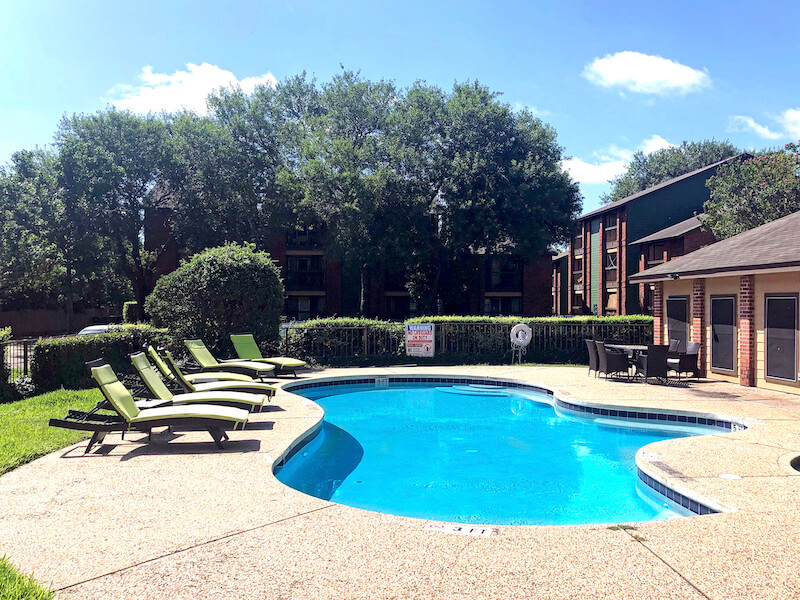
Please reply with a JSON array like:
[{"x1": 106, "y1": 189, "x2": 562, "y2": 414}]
[
  {"x1": 230, "y1": 334, "x2": 307, "y2": 370},
  {"x1": 130, "y1": 404, "x2": 248, "y2": 427}
]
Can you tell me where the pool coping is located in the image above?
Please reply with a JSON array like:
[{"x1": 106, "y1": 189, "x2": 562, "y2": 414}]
[
  {"x1": 277, "y1": 373, "x2": 749, "y2": 518},
  {"x1": 4, "y1": 364, "x2": 800, "y2": 599}
]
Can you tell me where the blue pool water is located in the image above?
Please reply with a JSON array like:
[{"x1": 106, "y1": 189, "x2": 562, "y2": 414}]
[{"x1": 276, "y1": 383, "x2": 711, "y2": 525}]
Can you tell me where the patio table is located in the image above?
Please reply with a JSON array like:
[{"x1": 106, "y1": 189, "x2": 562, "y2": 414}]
[{"x1": 606, "y1": 344, "x2": 648, "y2": 354}]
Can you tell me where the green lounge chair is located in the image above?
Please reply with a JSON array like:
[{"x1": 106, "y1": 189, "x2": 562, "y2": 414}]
[
  {"x1": 184, "y1": 339, "x2": 275, "y2": 380},
  {"x1": 147, "y1": 345, "x2": 256, "y2": 385},
  {"x1": 230, "y1": 333, "x2": 308, "y2": 377},
  {"x1": 130, "y1": 352, "x2": 271, "y2": 413},
  {"x1": 91, "y1": 364, "x2": 248, "y2": 449},
  {"x1": 159, "y1": 348, "x2": 276, "y2": 397}
]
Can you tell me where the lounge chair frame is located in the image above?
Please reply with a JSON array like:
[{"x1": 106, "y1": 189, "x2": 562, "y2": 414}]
[{"x1": 49, "y1": 360, "x2": 247, "y2": 452}]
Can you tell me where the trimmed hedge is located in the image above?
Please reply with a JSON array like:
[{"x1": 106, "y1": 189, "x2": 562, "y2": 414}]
[
  {"x1": 283, "y1": 316, "x2": 653, "y2": 366},
  {"x1": 122, "y1": 301, "x2": 140, "y2": 323},
  {"x1": 30, "y1": 324, "x2": 169, "y2": 392},
  {"x1": 1, "y1": 326, "x2": 16, "y2": 403},
  {"x1": 406, "y1": 315, "x2": 654, "y2": 325}
]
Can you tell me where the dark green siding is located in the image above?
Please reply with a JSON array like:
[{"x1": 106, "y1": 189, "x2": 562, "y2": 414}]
[
  {"x1": 590, "y1": 218, "x2": 600, "y2": 313},
  {"x1": 623, "y1": 168, "x2": 719, "y2": 314}
]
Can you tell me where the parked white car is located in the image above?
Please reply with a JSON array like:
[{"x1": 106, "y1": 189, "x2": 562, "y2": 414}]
[{"x1": 77, "y1": 324, "x2": 112, "y2": 336}]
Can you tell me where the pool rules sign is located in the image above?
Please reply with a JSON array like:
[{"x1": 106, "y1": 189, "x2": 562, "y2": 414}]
[{"x1": 406, "y1": 323, "x2": 435, "y2": 357}]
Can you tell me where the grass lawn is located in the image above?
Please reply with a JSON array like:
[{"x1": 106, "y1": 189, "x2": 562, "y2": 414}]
[
  {"x1": 0, "y1": 557, "x2": 53, "y2": 600},
  {"x1": 0, "y1": 389, "x2": 103, "y2": 476}
]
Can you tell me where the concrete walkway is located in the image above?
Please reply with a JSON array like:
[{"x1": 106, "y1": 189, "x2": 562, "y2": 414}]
[{"x1": 1, "y1": 365, "x2": 799, "y2": 599}]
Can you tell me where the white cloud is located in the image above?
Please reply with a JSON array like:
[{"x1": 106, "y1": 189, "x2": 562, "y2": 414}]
[
  {"x1": 726, "y1": 109, "x2": 800, "y2": 141},
  {"x1": 104, "y1": 63, "x2": 277, "y2": 115},
  {"x1": 582, "y1": 51, "x2": 710, "y2": 95},
  {"x1": 777, "y1": 108, "x2": 800, "y2": 138},
  {"x1": 563, "y1": 135, "x2": 676, "y2": 184},
  {"x1": 727, "y1": 115, "x2": 781, "y2": 140},
  {"x1": 562, "y1": 157, "x2": 628, "y2": 184},
  {"x1": 640, "y1": 134, "x2": 677, "y2": 154}
]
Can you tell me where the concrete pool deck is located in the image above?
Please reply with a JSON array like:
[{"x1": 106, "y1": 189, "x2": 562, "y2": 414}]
[{"x1": 1, "y1": 365, "x2": 799, "y2": 599}]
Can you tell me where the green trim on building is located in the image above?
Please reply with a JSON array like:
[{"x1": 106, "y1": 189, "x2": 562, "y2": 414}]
[{"x1": 590, "y1": 218, "x2": 600, "y2": 314}]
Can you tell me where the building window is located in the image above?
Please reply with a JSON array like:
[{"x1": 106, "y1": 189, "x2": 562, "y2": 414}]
[
  {"x1": 286, "y1": 255, "x2": 324, "y2": 290},
  {"x1": 573, "y1": 234, "x2": 583, "y2": 252},
  {"x1": 765, "y1": 295, "x2": 797, "y2": 381},
  {"x1": 286, "y1": 295, "x2": 324, "y2": 321},
  {"x1": 604, "y1": 290, "x2": 618, "y2": 315},
  {"x1": 666, "y1": 297, "x2": 689, "y2": 352},
  {"x1": 484, "y1": 296, "x2": 521, "y2": 316},
  {"x1": 486, "y1": 256, "x2": 522, "y2": 292},
  {"x1": 648, "y1": 244, "x2": 666, "y2": 265},
  {"x1": 711, "y1": 296, "x2": 736, "y2": 371}
]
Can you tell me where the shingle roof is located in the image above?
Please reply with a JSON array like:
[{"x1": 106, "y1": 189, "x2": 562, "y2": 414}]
[
  {"x1": 630, "y1": 210, "x2": 800, "y2": 282},
  {"x1": 630, "y1": 215, "x2": 705, "y2": 246},
  {"x1": 578, "y1": 154, "x2": 748, "y2": 221}
]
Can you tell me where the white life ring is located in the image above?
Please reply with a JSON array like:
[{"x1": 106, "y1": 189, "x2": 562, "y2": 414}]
[{"x1": 510, "y1": 323, "x2": 532, "y2": 347}]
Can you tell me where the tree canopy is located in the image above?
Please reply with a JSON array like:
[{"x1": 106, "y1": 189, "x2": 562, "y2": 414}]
[
  {"x1": 704, "y1": 144, "x2": 800, "y2": 239},
  {"x1": 0, "y1": 71, "x2": 582, "y2": 319},
  {"x1": 600, "y1": 139, "x2": 741, "y2": 204}
]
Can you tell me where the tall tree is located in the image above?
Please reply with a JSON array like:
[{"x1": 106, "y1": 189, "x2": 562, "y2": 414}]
[
  {"x1": 413, "y1": 82, "x2": 581, "y2": 311},
  {"x1": 601, "y1": 139, "x2": 741, "y2": 204},
  {"x1": 298, "y1": 71, "x2": 409, "y2": 315},
  {"x1": 0, "y1": 149, "x2": 128, "y2": 326},
  {"x1": 55, "y1": 109, "x2": 169, "y2": 315},
  {"x1": 704, "y1": 144, "x2": 800, "y2": 239}
]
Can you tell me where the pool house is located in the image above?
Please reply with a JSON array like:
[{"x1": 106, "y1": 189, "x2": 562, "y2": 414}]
[{"x1": 630, "y1": 210, "x2": 800, "y2": 394}]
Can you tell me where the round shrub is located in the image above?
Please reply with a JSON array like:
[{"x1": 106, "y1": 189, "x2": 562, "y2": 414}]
[{"x1": 145, "y1": 243, "x2": 284, "y2": 351}]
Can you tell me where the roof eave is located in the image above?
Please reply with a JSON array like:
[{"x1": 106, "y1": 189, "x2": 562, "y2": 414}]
[{"x1": 631, "y1": 261, "x2": 800, "y2": 283}]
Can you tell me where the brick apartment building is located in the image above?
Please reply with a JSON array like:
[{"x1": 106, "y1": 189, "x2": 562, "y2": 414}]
[
  {"x1": 146, "y1": 209, "x2": 554, "y2": 320},
  {"x1": 552, "y1": 155, "x2": 744, "y2": 316}
]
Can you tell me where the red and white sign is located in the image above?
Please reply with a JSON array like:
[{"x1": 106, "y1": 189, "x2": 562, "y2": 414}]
[{"x1": 406, "y1": 323, "x2": 435, "y2": 357}]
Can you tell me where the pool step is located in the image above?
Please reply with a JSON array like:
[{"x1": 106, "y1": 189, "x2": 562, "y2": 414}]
[{"x1": 436, "y1": 385, "x2": 509, "y2": 397}]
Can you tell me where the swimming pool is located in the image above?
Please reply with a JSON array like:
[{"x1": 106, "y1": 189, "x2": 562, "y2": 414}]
[{"x1": 276, "y1": 379, "x2": 726, "y2": 526}]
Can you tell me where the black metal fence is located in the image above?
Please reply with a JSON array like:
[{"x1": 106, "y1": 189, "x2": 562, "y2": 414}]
[
  {"x1": 2, "y1": 339, "x2": 37, "y2": 380},
  {"x1": 282, "y1": 321, "x2": 653, "y2": 366}
]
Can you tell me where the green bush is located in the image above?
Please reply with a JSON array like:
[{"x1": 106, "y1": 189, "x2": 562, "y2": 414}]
[
  {"x1": 145, "y1": 243, "x2": 284, "y2": 352},
  {"x1": 122, "y1": 301, "x2": 140, "y2": 323},
  {"x1": 0, "y1": 362, "x2": 17, "y2": 404},
  {"x1": 29, "y1": 324, "x2": 169, "y2": 392},
  {"x1": 0, "y1": 326, "x2": 17, "y2": 403},
  {"x1": 284, "y1": 315, "x2": 653, "y2": 366},
  {"x1": 405, "y1": 315, "x2": 654, "y2": 324}
]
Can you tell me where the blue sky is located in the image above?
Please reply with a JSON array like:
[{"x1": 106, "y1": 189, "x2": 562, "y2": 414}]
[{"x1": 1, "y1": 0, "x2": 798, "y2": 213}]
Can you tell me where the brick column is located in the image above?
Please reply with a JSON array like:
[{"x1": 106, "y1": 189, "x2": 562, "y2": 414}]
[
  {"x1": 653, "y1": 281, "x2": 664, "y2": 344},
  {"x1": 739, "y1": 275, "x2": 755, "y2": 387},
  {"x1": 619, "y1": 211, "x2": 627, "y2": 314},
  {"x1": 583, "y1": 223, "x2": 589, "y2": 312},
  {"x1": 598, "y1": 219, "x2": 605, "y2": 315},
  {"x1": 567, "y1": 237, "x2": 573, "y2": 313},
  {"x1": 691, "y1": 278, "x2": 706, "y2": 376}
]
